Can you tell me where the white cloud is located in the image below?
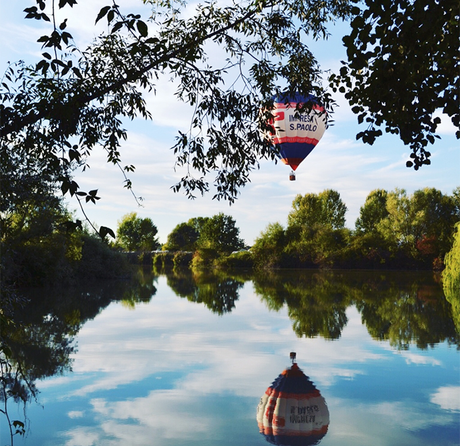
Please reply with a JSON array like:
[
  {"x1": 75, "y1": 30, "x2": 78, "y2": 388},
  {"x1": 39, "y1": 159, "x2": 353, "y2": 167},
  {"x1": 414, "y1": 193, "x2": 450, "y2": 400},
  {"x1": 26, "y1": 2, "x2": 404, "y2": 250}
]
[
  {"x1": 326, "y1": 398, "x2": 458, "y2": 446},
  {"x1": 43, "y1": 291, "x2": 383, "y2": 402},
  {"x1": 60, "y1": 426, "x2": 101, "y2": 446},
  {"x1": 431, "y1": 386, "x2": 460, "y2": 411},
  {"x1": 379, "y1": 343, "x2": 444, "y2": 367},
  {"x1": 401, "y1": 353, "x2": 442, "y2": 367}
]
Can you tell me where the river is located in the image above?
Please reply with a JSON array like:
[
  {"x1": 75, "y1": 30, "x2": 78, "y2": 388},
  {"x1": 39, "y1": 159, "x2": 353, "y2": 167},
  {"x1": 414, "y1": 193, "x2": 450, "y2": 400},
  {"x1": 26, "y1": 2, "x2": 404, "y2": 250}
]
[{"x1": 1, "y1": 268, "x2": 459, "y2": 446}]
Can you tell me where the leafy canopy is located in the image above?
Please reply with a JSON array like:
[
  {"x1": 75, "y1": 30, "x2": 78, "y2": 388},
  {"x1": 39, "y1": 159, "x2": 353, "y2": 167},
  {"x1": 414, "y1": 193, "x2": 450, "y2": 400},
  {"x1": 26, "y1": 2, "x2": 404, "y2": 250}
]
[
  {"x1": 116, "y1": 212, "x2": 160, "y2": 251},
  {"x1": 164, "y1": 221, "x2": 200, "y2": 252},
  {"x1": 355, "y1": 189, "x2": 389, "y2": 234},
  {"x1": 330, "y1": 0, "x2": 460, "y2": 169},
  {"x1": 288, "y1": 189, "x2": 347, "y2": 230},
  {"x1": 197, "y1": 213, "x2": 245, "y2": 254}
]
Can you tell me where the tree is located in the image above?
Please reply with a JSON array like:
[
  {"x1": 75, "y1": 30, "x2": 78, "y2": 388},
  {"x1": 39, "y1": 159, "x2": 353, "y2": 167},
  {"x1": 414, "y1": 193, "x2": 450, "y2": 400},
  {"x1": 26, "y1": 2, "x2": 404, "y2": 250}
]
[
  {"x1": 252, "y1": 222, "x2": 287, "y2": 268},
  {"x1": 163, "y1": 216, "x2": 216, "y2": 252},
  {"x1": 288, "y1": 189, "x2": 347, "y2": 230},
  {"x1": 1, "y1": 0, "x2": 457, "y2": 237},
  {"x1": 443, "y1": 223, "x2": 460, "y2": 302},
  {"x1": 330, "y1": 0, "x2": 459, "y2": 169},
  {"x1": 376, "y1": 189, "x2": 417, "y2": 258},
  {"x1": 355, "y1": 189, "x2": 389, "y2": 234},
  {"x1": 443, "y1": 223, "x2": 460, "y2": 334},
  {"x1": 375, "y1": 188, "x2": 459, "y2": 265},
  {"x1": 253, "y1": 190, "x2": 349, "y2": 268},
  {"x1": 451, "y1": 186, "x2": 460, "y2": 219},
  {"x1": 410, "y1": 188, "x2": 458, "y2": 257},
  {"x1": 163, "y1": 221, "x2": 199, "y2": 252},
  {"x1": 116, "y1": 212, "x2": 160, "y2": 251},
  {"x1": 0, "y1": 190, "x2": 83, "y2": 287},
  {"x1": 196, "y1": 213, "x2": 244, "y2": 254}
]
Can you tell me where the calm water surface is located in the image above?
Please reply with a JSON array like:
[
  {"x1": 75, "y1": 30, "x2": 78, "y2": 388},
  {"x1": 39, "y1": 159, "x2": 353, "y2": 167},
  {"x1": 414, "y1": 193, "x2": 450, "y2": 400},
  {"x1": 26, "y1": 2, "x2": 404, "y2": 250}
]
[{"x1": 2, "y1": 269, "x2": 459, "y2": 446}]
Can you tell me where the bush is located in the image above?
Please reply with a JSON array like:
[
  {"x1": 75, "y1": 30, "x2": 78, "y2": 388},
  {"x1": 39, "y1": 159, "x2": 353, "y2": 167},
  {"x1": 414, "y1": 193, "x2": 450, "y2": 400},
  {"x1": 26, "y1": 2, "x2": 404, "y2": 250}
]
[
  {"x1": 191, "y1": 248, "x2": 219, "y2": 270},
  {"x1": 77, "y1": 234, "x2": 131, "y2": 280},
  {"x1": 173, "y1": 251, "x2": 194, "y2": 268},
  {"x1": 216, "y1": 251, "x2": 254, "y2": 269},
  {"x1": 153, "y1": 252, "x2": 175, "y2": 268}
]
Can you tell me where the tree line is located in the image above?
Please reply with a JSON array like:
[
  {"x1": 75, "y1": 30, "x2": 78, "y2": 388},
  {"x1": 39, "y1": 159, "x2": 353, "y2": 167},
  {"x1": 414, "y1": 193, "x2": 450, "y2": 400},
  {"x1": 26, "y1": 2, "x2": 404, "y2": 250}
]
[
  {"x1": 1, "y1": 186, "x2": 459, "y2": 290},
  {"x1": 252, "y1": 187, "x2": 460, "y2": 270},
  {"x1": 148, "y1": 187, "x2": 459, "y2": 272}
]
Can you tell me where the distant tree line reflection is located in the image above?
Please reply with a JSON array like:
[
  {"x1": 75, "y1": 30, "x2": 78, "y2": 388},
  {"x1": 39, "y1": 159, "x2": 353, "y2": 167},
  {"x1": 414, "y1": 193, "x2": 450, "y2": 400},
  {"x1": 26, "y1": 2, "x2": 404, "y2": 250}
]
[
  {"x1": 162, "y1": 267, "x2": 459, "y2": 349},
  {"x1": 251, "y1": 270, "x2": 459, "y2": 349}
]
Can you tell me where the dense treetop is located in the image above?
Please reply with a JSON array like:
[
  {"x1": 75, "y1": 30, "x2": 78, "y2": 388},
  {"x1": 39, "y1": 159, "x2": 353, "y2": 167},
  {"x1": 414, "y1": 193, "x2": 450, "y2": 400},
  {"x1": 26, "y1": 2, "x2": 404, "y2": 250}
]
[{"x1": 116, "y1": 212, "x2": 160, "y2": 251}]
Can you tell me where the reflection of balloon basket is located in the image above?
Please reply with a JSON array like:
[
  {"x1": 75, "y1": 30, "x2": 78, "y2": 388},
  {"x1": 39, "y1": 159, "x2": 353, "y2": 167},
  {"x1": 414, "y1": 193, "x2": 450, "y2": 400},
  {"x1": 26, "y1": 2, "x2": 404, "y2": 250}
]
[
  {"x1": 257, "y1": 353, "x2": 329, "y2": 446},
  {"x1": 289, "y1": 171, "x2": 296, "y2": 181}
]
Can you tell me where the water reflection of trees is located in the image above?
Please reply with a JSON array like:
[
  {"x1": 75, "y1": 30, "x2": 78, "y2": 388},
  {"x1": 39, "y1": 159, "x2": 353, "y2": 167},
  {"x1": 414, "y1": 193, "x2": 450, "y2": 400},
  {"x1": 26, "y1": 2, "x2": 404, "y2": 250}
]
[
  {"x1": 163, "y1": 267, "x2": 247, "y2": 315},
  {"x1": 355, "y1": 277, "x2": 458, "y2": 349},
  {"x1": 251, "y1": 270, "x2": 459, "y2": 348},
  {"x1": 0, "y1": 273, "x2": 158, "y2": 443},
  {"x1": 160, "y1": 267, "x2": 458, "y2": 347},
  {"x1": 253, "y1": 270, "x2": 349, "y2": 339}
]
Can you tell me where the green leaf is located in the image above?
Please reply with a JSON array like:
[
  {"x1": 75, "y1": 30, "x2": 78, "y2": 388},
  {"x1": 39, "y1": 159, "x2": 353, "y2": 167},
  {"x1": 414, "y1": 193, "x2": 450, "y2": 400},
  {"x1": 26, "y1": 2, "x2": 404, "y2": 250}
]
[
  {"x1": 12, "y1": 420, "x2": 25, "y2": 435},
  {"x1": 137, "y1": 20, "x2": 148, "y2": 37},
  {"x1": 72, "y1": 67, "x2": 82, "y2": 78},
  {"x1": 107, "y1": 9, "x2": 115, "y2": 23},
  {"x1": 112, "y1": 22, "x2": 123, "y2": 33},
  {"x1": 69, "y1": 180, "x2": 79, "y2": 196},
  {"x1": 99, "y1": 226, "x2": 116, "y2": 239},
  {"x1": 69, "y1": 148, "x2": 80, "y2": 161},
  {"x1": 59, "y1": 0, "x2": 78, "y2": 7},
  {"x1": 96, "y1": 6, "x2": 111, "y2": 24}
]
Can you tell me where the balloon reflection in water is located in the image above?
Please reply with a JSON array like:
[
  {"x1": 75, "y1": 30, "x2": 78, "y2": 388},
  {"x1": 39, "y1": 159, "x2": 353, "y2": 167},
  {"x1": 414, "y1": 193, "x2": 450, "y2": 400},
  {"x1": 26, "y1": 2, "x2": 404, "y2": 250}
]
[{"x1": 257, "y1": 353, "x2": 329, "y2": 445}]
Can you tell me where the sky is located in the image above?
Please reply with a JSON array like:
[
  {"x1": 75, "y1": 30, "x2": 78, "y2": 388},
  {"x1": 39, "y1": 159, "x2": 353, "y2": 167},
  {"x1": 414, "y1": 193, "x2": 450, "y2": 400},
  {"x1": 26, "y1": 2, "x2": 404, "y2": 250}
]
[{"x1": 2, "y1": 0, "x2": 459, "y2": 245}]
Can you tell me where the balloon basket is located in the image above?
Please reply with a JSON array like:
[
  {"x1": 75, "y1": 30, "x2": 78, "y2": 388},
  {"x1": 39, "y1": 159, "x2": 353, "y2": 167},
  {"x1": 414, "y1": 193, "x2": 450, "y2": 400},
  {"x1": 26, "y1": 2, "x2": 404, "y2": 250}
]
[{"x1": 289, "y1": 171, "x2": 296, "y2": 181}]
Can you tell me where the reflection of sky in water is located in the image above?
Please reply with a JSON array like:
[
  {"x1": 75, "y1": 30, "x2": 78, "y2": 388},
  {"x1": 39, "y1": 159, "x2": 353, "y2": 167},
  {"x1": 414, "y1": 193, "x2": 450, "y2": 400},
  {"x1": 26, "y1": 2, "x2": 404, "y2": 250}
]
[{"x1": 9, "y1": 277, "x2": 460, "y2": 446}]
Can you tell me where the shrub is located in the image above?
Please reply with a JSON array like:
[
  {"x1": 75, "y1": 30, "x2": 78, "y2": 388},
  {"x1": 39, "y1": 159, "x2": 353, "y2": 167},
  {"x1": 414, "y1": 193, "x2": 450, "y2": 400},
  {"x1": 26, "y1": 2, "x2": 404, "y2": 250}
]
[
  {"x1": 216, "y1": 251, "x2": 254, "y2": 269},
  {"x1": 173, "y1": 251, "x2": 194, "y2": 268}
]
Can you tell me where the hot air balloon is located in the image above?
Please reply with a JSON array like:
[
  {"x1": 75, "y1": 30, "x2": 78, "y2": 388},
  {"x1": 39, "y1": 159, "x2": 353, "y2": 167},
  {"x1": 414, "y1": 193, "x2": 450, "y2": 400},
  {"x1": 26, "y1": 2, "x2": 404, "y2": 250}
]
[
  {"x1": 256, "y1": 352, "x2": 329, "y2": 446},
  {"x1": 267, "y1": 93, "x2": 327, "y2": 181}
]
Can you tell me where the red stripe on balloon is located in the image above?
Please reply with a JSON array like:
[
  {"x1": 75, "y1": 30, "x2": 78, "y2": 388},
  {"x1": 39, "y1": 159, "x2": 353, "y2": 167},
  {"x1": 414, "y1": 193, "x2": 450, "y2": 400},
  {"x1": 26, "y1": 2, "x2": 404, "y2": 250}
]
[{"x1": 273, "y1": 136, "x2": 320, "y2": 145}]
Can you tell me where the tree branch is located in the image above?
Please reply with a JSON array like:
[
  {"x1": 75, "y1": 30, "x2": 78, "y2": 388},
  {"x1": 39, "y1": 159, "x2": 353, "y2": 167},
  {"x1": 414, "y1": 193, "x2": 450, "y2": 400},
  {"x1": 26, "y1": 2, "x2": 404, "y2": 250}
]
[{"x1": 1, "y1": 6, "x2": 260, "y2": 138}]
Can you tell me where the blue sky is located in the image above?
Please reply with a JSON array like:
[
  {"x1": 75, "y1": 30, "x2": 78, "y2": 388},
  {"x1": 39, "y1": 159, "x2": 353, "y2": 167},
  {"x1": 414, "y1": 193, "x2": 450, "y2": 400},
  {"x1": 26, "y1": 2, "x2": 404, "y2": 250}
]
[{"x1": 2, "y1": 0, "x2": 459, "y2": 244}]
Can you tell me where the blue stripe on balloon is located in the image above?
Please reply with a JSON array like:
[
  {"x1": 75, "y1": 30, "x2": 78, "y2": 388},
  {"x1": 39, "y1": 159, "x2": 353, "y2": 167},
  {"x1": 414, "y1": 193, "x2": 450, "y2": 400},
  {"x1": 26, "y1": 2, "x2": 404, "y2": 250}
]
[{"x1": 278, "y1": 142, "x2": 315, "y2": 164}]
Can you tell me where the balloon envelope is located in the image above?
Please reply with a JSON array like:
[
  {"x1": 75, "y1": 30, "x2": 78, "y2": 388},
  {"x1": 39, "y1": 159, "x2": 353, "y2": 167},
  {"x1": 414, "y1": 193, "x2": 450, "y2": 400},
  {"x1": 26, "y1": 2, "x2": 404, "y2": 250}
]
[
  {"x1": 269, "y1": 93, "x2": 327, "y2": 172},
  {"x1": 257, "y1": 362, "x2": 329, "y2": 446}
]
